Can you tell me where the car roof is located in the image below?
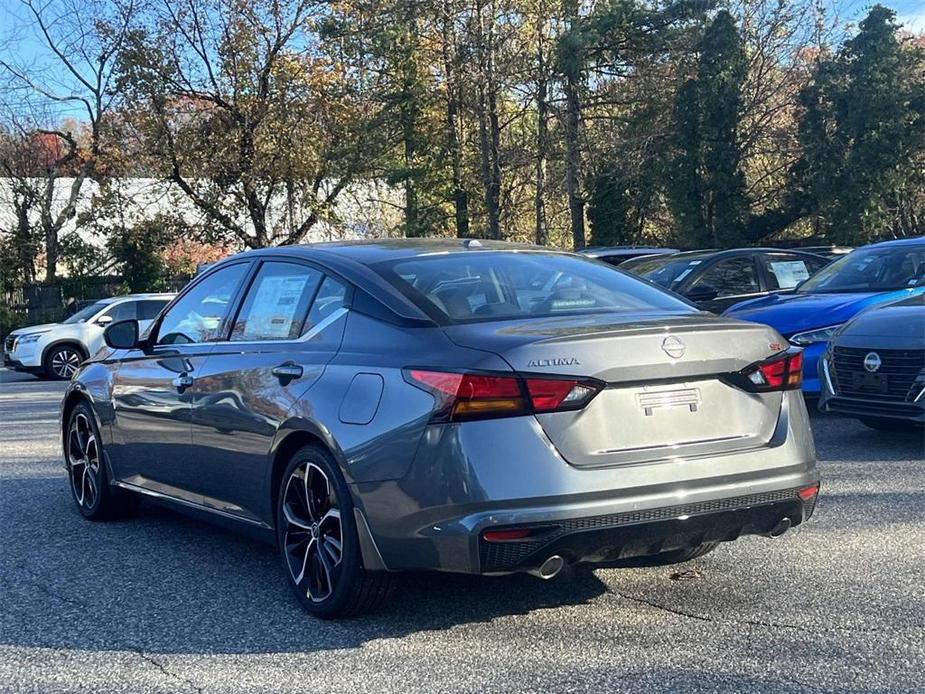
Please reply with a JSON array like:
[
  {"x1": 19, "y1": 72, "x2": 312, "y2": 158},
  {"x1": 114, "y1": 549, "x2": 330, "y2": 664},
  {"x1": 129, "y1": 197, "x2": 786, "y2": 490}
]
[
  {"x1": 105, "y1": 293, "x2": 176, "y2": 303},
  {"x1": 628, "y1": 247, "x2": 826, "y2": 262},
  {"x1": 580, "y1": 247, "x2": 678, "y2": 257},
  {"x1": 865, "y1": 236, "x2": 924, "y2": 248},
  {"x1": 236, "y1": 238, "x2": 558, "y2": 266}
]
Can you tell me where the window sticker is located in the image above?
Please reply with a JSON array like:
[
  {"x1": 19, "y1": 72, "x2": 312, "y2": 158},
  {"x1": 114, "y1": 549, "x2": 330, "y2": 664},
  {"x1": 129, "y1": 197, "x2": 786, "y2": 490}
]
[{"x1": 769, "y1": 261, "x2": 810, "y2": 288}]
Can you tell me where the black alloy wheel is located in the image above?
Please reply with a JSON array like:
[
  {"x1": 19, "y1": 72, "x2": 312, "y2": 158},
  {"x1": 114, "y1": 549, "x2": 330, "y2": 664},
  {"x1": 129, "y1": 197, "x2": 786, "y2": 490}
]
[{"x1": 277, "y1": 445, "x2": 392, "y2": 618}]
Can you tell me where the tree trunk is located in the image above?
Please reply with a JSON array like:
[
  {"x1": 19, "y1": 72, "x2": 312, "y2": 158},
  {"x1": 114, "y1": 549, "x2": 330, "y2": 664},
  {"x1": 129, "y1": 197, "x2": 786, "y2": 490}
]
[
  {"x1": 564, "y1": 60, "x2": 585, "y2": 250},
  {"x1": 534, "y1": 11, "x2": 550, "y2": 247},
  {"x1": 475, "y1": 0, "x2": 501, "y2": 240},
  {"x1": 441, "y1": 4, "x2": 469, "y2": 238}
]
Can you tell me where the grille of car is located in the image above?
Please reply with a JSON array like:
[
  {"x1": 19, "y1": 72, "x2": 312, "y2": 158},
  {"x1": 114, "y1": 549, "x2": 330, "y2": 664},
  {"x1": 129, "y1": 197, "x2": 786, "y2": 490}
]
[
  {"x1": 480, "y1": 487, "x2": 802, "y2": 572},
  {"x1": 830, "y1": 347, "x2": 925, "y2": 402},
  {"x1": 4, "y1": 334, "x2": 15, "y2": 353}
]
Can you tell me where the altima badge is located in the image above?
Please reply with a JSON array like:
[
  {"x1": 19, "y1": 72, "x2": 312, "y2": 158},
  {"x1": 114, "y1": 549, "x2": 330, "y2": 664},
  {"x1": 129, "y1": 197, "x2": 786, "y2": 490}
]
[
  {"x1": 661, "y1": 335, "x2": 686, "y2": 359},
  {"x1": 527, "y1": 357, "x2": 580, "y2": 367},
  {"x1": 863, "y1": 352, "x2": 882, "y2": 373}
]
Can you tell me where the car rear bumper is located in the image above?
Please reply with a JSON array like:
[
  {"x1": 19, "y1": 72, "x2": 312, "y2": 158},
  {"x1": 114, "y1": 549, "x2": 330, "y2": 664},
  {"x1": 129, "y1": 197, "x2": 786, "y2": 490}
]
[
  {"x1": 354, "y1": 391, "x2": 818, "y2": 575},
  {"x1": 478, "y1": 488, "x2": 816, "y2": 574}
]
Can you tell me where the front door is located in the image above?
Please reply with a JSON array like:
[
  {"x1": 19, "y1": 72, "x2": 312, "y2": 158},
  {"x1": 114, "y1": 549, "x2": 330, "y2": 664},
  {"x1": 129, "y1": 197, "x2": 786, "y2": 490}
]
[
  {"x1": 108, "y1": 263, "x2": 251, "y2": 501},
  {"x1": 188, "y1": 262, "x2": 350, "y2": 522}
]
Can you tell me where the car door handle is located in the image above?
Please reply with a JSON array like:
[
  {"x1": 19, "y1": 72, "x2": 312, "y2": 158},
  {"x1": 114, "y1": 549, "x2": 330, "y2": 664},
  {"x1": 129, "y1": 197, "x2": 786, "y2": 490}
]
[
  {"x1": 172, "y1": 374, "x2": 194, "y2": 392},
  {"x1": 272, "y1": 363, "x2": 303, "y2": 383}
]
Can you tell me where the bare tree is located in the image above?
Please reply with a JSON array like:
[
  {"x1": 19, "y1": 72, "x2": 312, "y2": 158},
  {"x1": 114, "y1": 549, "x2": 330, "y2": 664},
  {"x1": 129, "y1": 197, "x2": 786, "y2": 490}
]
[
  {"x1": 117, "y1": 0, "x2": 381, "y2": 248},
  {"x1": 0, "y1": 0, "x2": 136, "y2": 279}
]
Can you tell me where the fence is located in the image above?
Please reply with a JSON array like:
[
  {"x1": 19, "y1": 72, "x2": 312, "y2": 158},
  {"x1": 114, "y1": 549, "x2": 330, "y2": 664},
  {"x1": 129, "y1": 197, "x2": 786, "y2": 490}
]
[{"x1": 1, "y1": 275, "x2": 191, "y2": 338}]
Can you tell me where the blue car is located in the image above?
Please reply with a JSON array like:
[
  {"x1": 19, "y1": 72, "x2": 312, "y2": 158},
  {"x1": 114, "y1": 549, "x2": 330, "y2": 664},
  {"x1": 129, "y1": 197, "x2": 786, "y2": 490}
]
[{"x1": 724, "y1": 237, "x2": 925, "y2": 395}]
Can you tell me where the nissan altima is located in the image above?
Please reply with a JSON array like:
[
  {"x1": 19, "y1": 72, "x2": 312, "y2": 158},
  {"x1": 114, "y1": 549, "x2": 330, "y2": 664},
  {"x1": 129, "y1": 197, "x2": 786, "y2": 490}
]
[{"x1": 61, "y1": 240, "x2": 819, "y2": 618}]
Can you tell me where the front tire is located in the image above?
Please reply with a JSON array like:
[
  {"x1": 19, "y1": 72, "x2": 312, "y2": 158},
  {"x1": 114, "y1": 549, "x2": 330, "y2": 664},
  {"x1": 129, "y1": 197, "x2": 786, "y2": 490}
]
[
  {"x1": 65, "y1": 402, "x2": 136, "y2": 520},
  {"x1": 276, "y1": 445, "x2": 391, "y2": 619},
  {"x1": 45, "y1": 344, "x2": 85, "y2": 380}
]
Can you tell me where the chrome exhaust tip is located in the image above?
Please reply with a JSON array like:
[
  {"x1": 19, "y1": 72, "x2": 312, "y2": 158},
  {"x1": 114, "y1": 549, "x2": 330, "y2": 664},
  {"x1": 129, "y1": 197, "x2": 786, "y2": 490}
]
[
  {"x1": 763, "y1": 517, "x2": 792, "y2": 538},
  {"x1": 529, "y1": 555, "x2": 565, "y2": 580}
]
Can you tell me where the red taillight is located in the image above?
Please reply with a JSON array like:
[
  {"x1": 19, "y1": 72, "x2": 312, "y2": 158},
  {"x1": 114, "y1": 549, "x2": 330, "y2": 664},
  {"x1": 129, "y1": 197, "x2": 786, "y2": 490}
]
[
  {"x1": 524, "y1": 377, "x2": 601, "y2": 413},
  {"x1": 405, "y1": 370, "x2": 602, "y2": 422},
  {"x1": 741, "y1": 350, "x2": 804, "y2": 392}
]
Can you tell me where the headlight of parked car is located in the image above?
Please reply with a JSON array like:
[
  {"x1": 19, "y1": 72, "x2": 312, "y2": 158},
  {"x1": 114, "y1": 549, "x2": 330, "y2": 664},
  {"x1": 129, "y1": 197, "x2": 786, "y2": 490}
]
[
  {"x1": 789, "y1": 325, "x2": 842, "y2": 346},
  {"x1": 17, "y1": 331, "x2": 49, "y2": 345}
]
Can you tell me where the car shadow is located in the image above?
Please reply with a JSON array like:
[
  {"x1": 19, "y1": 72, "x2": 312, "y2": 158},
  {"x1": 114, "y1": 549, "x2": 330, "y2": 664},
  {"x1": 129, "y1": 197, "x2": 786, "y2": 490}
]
[{"x1": 0, "y1": 478, "x2": 610, "y2": 656}]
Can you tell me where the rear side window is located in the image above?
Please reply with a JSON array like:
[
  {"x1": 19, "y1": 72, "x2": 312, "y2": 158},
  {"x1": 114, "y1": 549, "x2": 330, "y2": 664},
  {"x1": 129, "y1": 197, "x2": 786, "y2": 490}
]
[
  {"x1": 230, "y1": 262, "x2": 323, "y2": 341},
  {"x1": 305, "y1": 277, "x2": 347, "y2": 331},
  {"x1": 101, "y1": 301, "x2": 137, "y2": 322},
  {"x1": 374, "y1": 252, "x2": 692, "y2": 323},
  {"x1": 157, "y1": 264, "x2": 249, "y2": 344},
  {"x1": 138, "y1": 300, "x2": 169, "y2": 321}
]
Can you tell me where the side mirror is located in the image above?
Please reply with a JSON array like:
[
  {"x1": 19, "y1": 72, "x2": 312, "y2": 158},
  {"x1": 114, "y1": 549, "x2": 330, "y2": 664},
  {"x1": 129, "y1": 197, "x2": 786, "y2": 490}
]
[
  {"x1": 103, "y1": 319, "x2": 141, "y2": 350},
  {"x1": 95, "y1": 314, "x2": 113, "y2": 327},
  {"x1": 685, "y1": 284, "x2": 719, "y2": 302}
]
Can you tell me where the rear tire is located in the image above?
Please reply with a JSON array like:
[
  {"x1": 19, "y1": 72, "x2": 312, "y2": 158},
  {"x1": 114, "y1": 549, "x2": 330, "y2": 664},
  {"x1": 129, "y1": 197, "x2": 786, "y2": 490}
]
[
  {"x1": 65, "y1": 402, "x2": 137, "y2": 520},
  {"x1": 276, "y1": 445, "x2": 392, "y2": 619},
  {"x1": 860, "y1": 417, "x2": 921, "y2": 432},
  {"x1": 612, "y1": 542, "x2": 719, "y2": 568}
]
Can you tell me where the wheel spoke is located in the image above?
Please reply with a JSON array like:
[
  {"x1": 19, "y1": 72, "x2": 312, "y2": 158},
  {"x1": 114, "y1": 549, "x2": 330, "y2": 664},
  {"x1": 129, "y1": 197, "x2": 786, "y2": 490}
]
[{"x1": 283, "y1": 503, "x2": 312, "y2": 530}]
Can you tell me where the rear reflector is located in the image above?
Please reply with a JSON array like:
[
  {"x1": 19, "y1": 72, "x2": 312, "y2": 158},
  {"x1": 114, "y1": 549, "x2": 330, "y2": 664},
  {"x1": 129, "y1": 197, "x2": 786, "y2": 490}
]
[
  {"x1": 798, "y1": 483, "x2": 820, "y2": 502},
  {"x1": 405, "y1": 369, "x2": 603, "y2": 422},
  {"x1": 483, "y1": 528, "x2": 534, "y2": 542}
]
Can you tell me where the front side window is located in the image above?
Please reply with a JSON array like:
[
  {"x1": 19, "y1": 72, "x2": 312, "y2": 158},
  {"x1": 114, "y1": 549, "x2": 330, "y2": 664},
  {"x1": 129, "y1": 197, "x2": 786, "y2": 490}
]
[
  {"x1": 799, "y1": 245, "x2": 925, "y2": 293},
  {"x1": 690, "y1": 257, "x2": 760, "y2": 297},
  {"x1": 374, "y1": 252, "x2": 692, "y2": 323},
  {"x1": 156, "y1": 264, "x2": 249, "y2": 345},
  {"x1": 230, "y1": 262, "x2": 322, "y2": 341}
]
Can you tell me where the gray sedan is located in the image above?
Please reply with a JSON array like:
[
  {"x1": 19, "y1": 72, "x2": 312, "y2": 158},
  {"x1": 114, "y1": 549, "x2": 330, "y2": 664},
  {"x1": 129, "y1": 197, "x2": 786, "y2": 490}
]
[
  {"x1": 819, "y1": 293, "x2": 925, "y2": 430},
  {"x1": 61, "y1": 239, "x2": 819, "y2": 618}
]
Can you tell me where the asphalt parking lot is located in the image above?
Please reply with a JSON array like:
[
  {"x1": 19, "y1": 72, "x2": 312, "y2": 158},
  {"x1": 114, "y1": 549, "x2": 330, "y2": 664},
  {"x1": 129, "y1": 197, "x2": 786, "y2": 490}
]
[{"x1": 0, "y1": 369, "x2": 923, "y2": 693}]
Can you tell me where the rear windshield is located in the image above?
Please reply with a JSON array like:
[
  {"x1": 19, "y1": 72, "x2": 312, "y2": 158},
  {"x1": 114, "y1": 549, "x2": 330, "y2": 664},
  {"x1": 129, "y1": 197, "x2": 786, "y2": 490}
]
[
  {"x1": 621, "y1": 254, "x2": 711, "y2": 290},
  {"x1": 373, "y1": 251, "x2": 694, "y2": 323}
]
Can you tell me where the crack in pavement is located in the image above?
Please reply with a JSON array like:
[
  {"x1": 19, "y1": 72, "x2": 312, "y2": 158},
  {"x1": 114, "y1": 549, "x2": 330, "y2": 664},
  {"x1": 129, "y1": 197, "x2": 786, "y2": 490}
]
[
  {"x1": 1, "y1": 571, "x2": 206, "y2": 694},
  {"x1": 604, "y1": 587, "x2": 914, "y2": 636}
]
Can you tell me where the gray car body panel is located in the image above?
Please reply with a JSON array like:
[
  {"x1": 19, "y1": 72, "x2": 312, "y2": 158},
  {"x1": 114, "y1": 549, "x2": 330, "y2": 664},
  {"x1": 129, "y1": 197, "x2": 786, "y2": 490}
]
[{"x1": 63, "y1": 240, "x2": 819, "y2": 575}]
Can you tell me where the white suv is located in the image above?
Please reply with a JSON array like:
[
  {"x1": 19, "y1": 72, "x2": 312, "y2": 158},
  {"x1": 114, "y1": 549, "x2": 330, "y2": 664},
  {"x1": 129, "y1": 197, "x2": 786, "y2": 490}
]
[{"x1": 4, "y1": 293, "x2": 174, "y2": 379}]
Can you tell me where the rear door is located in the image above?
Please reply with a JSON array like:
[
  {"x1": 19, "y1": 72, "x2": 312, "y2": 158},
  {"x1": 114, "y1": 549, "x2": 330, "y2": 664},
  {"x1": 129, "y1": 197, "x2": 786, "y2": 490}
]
[
  {"x1": 187, "y1": 260, "x2": 350, "y2": 522},
  {"x1": 108, "y1": 263, "x2": 251, "y2": 499}
]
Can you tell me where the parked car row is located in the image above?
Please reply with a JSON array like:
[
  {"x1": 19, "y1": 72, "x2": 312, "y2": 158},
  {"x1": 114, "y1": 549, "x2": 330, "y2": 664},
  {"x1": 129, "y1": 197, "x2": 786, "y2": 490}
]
[{"x1": 582, "y1": 238, "x2": 924, "y2": 430}]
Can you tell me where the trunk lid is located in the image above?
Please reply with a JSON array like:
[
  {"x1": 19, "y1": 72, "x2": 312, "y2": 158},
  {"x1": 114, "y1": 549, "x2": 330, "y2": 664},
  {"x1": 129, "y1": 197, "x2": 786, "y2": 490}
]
[{"x1": 444, "y1": 311, "x2": 788, "y2": 467}]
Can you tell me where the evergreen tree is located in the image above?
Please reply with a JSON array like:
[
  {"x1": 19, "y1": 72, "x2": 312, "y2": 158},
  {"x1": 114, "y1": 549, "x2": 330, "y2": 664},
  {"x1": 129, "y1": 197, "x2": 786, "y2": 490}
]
[
  {"x1": 797, "y1": 5, "x2": 925, "y2": 243},
  {"x1": 697, "y1": 10, "x2": 748, "y2": 246}
]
